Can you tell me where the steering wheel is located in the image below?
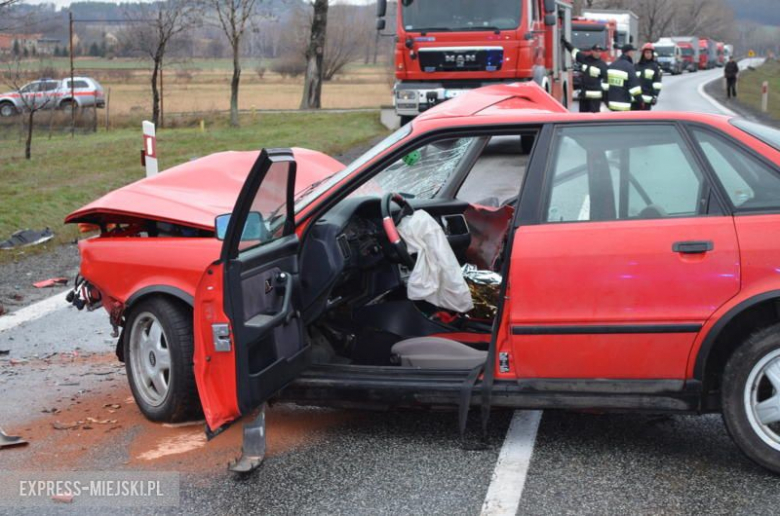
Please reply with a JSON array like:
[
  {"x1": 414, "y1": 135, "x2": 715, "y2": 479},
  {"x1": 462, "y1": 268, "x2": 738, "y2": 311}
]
[{"x1": 381, "y1": 192, "x2": 415, "y2": 268}]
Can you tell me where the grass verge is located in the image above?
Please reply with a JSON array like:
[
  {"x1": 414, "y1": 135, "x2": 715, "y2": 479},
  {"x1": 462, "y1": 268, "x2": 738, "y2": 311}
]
[
  {"x1": 0, "y1": 111, "x2": 387, "y2": 263},
  {"x1": 734, "y1": 59, "x2": 780, "y2": 121}
]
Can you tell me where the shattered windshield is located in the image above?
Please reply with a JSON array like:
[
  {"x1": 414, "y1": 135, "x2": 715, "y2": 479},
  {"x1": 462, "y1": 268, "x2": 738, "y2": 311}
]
[
  {"x1": 294, "y1": 124, "x2": 412, "y2": 212},
  {"x1": 349, "y1": 137, "x2": 478, "y2": 200},
  {"x1": 402, "y1": 0, "x2": 522, "y2": 32}
]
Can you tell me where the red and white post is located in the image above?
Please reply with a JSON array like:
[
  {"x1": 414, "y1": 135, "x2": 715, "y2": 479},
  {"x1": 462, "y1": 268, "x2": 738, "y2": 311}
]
[
  {"x1": 762, "y1": 81, "x2": 770, "y2": 113},
  {"x1": 142, "y1": 120, "x2": 158, "y2": 177}
]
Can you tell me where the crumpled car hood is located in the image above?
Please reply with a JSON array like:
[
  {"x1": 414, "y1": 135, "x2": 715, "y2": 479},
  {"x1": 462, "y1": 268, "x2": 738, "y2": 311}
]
[{"x1": 65, "y1": 148, "x2": 344, "y2": 231}]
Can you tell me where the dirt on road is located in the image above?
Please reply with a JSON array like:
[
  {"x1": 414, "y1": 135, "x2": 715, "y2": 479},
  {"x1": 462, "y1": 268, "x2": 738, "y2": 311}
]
[{"x1": 1, "y1": 351, "x2": 352, "y2": 475}]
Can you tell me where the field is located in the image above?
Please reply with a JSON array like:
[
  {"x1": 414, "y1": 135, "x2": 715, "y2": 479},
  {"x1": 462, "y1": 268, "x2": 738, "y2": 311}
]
[
  {"x1": 735, "y1": 59, "x2": 780, "y2": 120},
  {"x1": 7, "y1": 57, "x2": 394, "y2": 117},
  {"x1": 0, "y1": 111, "x2": 387, "y2": 263}
]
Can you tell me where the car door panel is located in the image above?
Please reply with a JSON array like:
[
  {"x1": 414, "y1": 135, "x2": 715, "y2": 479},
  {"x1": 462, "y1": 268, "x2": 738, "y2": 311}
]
[
  {"x1": 193, "y1": 149, "x2": 308, "y2": 432},
  {"x1": 510, "y1": 218, "x2": 740, "y2": 379}
]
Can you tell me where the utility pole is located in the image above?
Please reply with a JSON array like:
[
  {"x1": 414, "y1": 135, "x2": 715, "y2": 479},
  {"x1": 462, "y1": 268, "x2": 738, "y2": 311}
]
[{"x1": 69, "y1": 11, "x2": 75, "y2": 138}]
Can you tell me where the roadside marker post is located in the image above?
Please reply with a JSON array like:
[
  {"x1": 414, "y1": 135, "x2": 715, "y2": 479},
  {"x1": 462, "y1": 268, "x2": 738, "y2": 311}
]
[
  {"x1": 762, "y1": 81, "x2": 769, "y2": 113},
  {"x1": 142, "y1": 120, "x2": 159, "y2": 177}
]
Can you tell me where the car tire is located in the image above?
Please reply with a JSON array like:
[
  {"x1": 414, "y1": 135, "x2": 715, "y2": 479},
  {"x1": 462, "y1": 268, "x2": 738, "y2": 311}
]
[
  {"x1": 722, "y1": 323, "x2": 780, "y2": 473},
  {"x1": 0, "y1": 102, "x2": 16, "y2": 117},
  {"x1": 124, "y1": 297, "x2": 201, "y2": 423},
  {"x1": 59, "y1": 99, "x2": 75, "y2": 111}
]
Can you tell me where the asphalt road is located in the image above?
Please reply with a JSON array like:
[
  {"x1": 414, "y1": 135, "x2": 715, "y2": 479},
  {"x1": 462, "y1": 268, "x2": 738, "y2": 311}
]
[{"x1": 1, "y1": 64, "x2": 779, "y2": 515}]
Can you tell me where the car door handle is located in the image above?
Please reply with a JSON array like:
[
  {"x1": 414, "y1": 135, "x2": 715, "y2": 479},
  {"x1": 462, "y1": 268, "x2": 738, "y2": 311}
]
[{"x1": 673, "y1": 241, "x2": 714, "y2": 254}]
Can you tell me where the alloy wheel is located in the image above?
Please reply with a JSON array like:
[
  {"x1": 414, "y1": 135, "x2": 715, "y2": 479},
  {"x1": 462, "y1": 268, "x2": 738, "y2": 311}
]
[
  {"x1": 744, "y1": 348, "x2": 780, "y2": 451},
  {"x1": 129, "y1": 312, "x2": 172, "y2": 408}
]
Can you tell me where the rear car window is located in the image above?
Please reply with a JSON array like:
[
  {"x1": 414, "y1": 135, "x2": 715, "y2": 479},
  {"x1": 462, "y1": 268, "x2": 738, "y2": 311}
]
[
  {"x1": 692, "y1": 128, "x2": 780, "y2": 211},
  {"x1": 67, "y1": 80, "x2": 90, "y2": 89},
  {"x1": 731, "y1": 119, "x2": 780, "y2": 152}
]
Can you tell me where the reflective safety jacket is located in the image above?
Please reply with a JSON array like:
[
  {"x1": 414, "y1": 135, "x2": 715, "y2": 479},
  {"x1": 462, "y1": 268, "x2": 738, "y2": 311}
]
[
  {"x1": 572, "y1": 48, "x2": 608, "y2": 101},
  {"x1": 635, "y1": 59, "x2": 663, "y2": 104},
  {"x1": 606, "y1": 54, "x2": 642, "y2": 111}
]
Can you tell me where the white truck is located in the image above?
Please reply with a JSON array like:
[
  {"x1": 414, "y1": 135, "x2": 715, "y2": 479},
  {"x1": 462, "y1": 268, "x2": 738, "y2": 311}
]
[
  {"x1": 581, "y1": 9, "x2": 639, "y2": 50},
  {"x1": 654, "y1": 38, "x2": 684, "y2": 75}
]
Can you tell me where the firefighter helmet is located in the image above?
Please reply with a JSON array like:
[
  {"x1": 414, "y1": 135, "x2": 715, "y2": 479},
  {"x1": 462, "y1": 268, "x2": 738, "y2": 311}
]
[{"x1": 641, "y1": 43, "x2": 655, "y2": 52}]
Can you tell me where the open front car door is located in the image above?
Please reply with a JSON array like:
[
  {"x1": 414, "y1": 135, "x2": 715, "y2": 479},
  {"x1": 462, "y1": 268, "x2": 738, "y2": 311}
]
[{"x1": 194, "y1": 148, "x2": 308, "y2": 437}]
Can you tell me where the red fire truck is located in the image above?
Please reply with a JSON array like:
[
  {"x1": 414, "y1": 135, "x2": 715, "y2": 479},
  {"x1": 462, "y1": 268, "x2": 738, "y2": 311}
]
[
  {"x1": 571, "y1": 17, "x2": 618, "y2": 92},
  {"x1": 571, "y1": 18, "x2": 618, "y2": 62},
  {"x1": 377, "y1": 0, "x2": 573, "y2": 124}
]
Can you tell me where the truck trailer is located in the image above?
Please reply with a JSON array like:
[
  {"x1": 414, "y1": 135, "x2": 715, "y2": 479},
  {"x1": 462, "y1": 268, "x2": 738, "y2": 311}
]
[
  {"x1": 699, "y1": 38, "x2": 718, "y2": 70},
  {"x1": 671, "y1": 36, "x2": 700, "y2": 73},
  {"x1": 377, "y1": 0, "x2": 574, "y2": 124}
]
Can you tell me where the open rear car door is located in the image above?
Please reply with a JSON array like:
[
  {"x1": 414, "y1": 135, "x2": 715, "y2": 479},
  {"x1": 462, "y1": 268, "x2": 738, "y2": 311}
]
[{"x1": 194, "y1": 149, "x2": 309, "y2": 448}]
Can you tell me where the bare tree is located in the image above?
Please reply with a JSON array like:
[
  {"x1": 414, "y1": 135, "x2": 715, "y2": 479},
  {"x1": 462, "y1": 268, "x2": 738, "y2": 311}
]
[
  {"x1": 121, "y1": 0, "x2": 199, "y2": 127},
  {"x1": 3, "y1": 61, "x2": 54, "y2": 159},
  {"x1": 300, "y1": 0, "x2": 328, "y2": 109},
  {"x1": 207, "y1": 0, "x2": 259, "y2": 127},
  {"x1": 323, "y1": 5, "x2": 372, "y2": 80},
  {"x1": 633, "y1": 0, "x2": 675, "y2": 43}
]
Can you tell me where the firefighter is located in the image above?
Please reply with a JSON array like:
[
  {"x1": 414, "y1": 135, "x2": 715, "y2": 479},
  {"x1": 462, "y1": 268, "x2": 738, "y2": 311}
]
[
  {"x1": 634, "y1": 43, "x2": 663, "y2": 111},
  {"x1": 561, "y1": 39, "x2": 608, "y2": 113},
  {"x1": 606, "y1": 44, "x2": 643, "y2": 112}
]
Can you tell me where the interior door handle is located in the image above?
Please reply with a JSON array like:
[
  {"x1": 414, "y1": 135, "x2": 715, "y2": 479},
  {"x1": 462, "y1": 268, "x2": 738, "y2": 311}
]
[
  {"x1": 673, "y1": 241, "x2": 714, "y2": 254},
  {"x1": 246, "y1": 272, "x2": 294, "y2": 331}
]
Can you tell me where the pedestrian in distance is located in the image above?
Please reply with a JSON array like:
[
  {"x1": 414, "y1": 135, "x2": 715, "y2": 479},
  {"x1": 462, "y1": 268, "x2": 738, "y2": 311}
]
[
  {"x1": 635, "y1": 43, "x2": 663, "y2": 111},
  {"x1": 561, "y1": 38, "x2": 608, "y2": 113},
  {"x1": 725, "y1": 56, "x2": 739, "y2": 99},
  {"x1": 606, "y1": 44, "x2": 643, "y2": 112}
]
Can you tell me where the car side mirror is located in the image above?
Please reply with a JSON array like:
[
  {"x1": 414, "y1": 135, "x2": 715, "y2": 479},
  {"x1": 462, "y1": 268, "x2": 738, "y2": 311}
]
[
  {"x1": 544, "y1": 14, "x2": 557, "y2": 27},
  {"x1": 377, "y1": 0, "x2": 387, "y2": 17},
  {"x1": 544, "y1": 0, "x2": 555, "y2": 14},
  {"x1": 216, "y1": 212, "x2": 264, "y2": 241},
  {"x1": 377, "y1": 18, "x2": 386, "y2": 31}
]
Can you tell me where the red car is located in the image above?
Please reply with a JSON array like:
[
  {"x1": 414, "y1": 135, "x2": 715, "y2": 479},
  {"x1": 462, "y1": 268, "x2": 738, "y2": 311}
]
[{"x1": 67, "y1": 83, "x2": 780, "y2": 474}]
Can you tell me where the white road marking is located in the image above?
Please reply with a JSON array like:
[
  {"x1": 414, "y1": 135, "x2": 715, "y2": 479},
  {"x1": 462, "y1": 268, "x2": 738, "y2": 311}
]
[
  {"x1": 481, "y1": 410, "x2": 542, "y2": 516},
  {"x1": 697, "y1": 78, "x2": 737, "y2": 117},
  {"x1": 0, "y1": 291, "x2": 70, "y2": 334}
]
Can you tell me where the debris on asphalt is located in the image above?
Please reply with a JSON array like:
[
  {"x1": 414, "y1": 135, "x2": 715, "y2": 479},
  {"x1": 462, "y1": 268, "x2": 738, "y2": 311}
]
[
  {"x1": 0, "y1": 349, "x2": 9, "y2": 356},
  {"x1": 86, "y1": 417, "x2": 117, "y2": 425},
  {"x1": 51, "y1": 494, "x2": 74, "y2": 504},
  {"x1": 0, "y1": 228, "x2": 54, "y2": 250},
  {"x1": 33, "y1": 277, "x2": 68, "y2": 289},
  {"x1": 52, "y1": 421, "x2": 79, "y2": 430},
  {"x1": 0, "y1": 427, "x2": 29, "y2": 449},
  {"x1": 162, "y1": 420, "x2": 206, "y2": 429}
]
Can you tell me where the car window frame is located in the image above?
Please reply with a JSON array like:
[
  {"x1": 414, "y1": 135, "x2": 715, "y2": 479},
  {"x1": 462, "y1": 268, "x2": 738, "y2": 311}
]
[
  {"x1": 536, "y1": 121, "x2": 722, "y2": 226},
  {"x1": 684, "y1": 121, "x2": 780, "y2": 216},
  {"x1": 300, "y1": 122, "x2": 550, "y2": 242}
]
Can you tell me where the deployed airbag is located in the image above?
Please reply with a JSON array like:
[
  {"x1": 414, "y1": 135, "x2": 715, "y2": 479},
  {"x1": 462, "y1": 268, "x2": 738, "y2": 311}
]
[{"x1": 397, "y1": 210, "x2": 474, "y2": 313}]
